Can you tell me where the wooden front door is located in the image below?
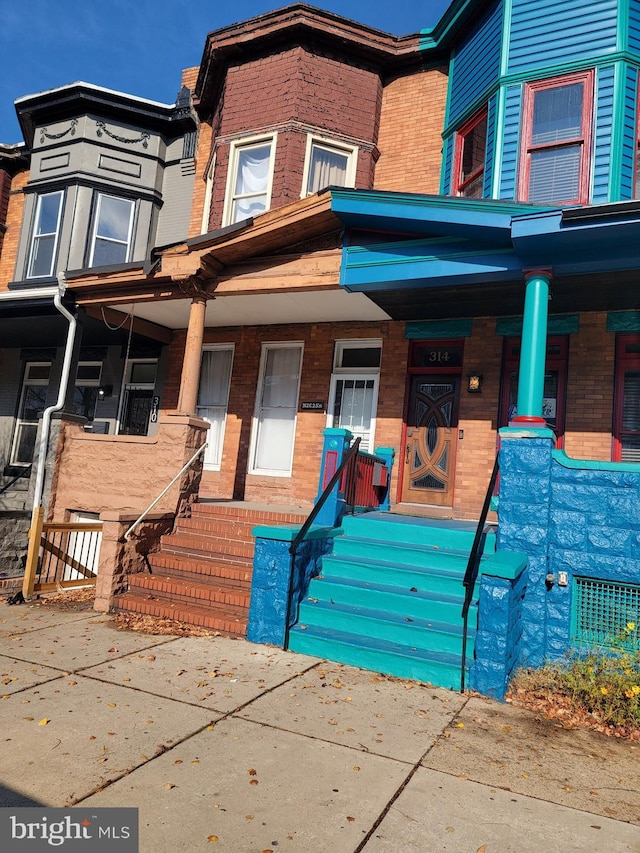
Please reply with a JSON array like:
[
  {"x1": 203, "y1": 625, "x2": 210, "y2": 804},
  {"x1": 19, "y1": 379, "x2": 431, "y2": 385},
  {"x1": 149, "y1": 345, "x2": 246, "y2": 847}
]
[{"x1": 401, "y1": 375, "x2": 461, "y2": 506}]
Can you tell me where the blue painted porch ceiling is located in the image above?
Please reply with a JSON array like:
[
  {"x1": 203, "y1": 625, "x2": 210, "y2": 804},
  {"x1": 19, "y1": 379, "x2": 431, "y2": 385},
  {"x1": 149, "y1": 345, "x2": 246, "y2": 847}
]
[{"x1": 331, "y1": 191, "x2": 640, "y2": 293}]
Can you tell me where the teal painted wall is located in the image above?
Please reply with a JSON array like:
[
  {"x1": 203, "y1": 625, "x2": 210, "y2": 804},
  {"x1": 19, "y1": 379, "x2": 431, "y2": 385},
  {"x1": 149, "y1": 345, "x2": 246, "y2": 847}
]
[
  {"x1": 620, "y1": 64, "x2": 639, "y2": 199},
  {"x1": 484, "y1": 94, "x2": 498, "y2": 196},
  {"x1": 629, "y1": 0, "x2": 640, "y2": 53},
  {"x1": 498, "y1": 84, "x2": 522, "y2": 199},
  {"x1": 593, "y1": 64, "x2": 616, "y2": 203},
  {"x1": 448, "y1": 0, "x2": 503, "y2": 127},
  {"x1": 507, "y1": 0, "x2": 618, "y2": 74}
]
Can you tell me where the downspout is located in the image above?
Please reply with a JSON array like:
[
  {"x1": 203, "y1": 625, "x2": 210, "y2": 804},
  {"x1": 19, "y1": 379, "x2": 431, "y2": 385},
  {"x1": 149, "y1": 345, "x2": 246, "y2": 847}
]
[{"x1": 32, "y1": 271, "x2": 77, "y2": 512}]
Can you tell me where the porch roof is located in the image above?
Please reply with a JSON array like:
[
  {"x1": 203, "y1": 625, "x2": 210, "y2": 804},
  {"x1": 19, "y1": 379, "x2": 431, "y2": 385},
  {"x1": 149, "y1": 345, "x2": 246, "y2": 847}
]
[{"x1": 330, "y1": 190, "x2": 640, "y2": 319}]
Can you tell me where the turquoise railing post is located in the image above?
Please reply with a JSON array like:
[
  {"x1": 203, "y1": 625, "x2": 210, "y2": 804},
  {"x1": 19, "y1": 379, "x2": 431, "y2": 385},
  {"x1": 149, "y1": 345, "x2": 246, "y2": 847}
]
[
  {"x1": 511, "y1": 270, "x2": 550, "y2": 427},
  {"x1": 314, "y1": 427, "x2": 352, "y2": 526},
  {"x1": 374, "y1": 446, "x2": 395, "y2": 511}
]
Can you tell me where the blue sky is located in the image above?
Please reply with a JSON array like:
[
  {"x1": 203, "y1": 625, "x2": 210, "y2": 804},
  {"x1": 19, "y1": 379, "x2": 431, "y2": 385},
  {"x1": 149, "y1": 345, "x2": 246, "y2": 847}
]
[{"x1": 1, "y1": 0, "x2": 452, "y2": 144}]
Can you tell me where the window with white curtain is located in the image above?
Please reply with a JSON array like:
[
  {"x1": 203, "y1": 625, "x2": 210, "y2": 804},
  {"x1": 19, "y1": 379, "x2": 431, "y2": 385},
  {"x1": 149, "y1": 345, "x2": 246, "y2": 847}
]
[
  {"x1": 327, "y1": 340, "x2": 381, "y2": 453},
  {"x1": 196, "y1": 345, "x2": 234, "y2": 470},
  {"x1": 251, "y1": 343, "x2": 303, "y2": 475},
  {"x1": 302, "y1": 137, "x2": 357, "y2": 196},
  {"x1": 224, "y1": 135, "x2": 276, "y2": 225}
]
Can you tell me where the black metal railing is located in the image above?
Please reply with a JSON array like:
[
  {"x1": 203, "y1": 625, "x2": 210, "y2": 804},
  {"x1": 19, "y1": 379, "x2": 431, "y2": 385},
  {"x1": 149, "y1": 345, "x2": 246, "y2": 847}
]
[
  {"x1": 460, "y1": 453, "x2": 500, "y2": 693},
  {"x1": 283, "y1": 437, "x2": 361, "y2": 648}
]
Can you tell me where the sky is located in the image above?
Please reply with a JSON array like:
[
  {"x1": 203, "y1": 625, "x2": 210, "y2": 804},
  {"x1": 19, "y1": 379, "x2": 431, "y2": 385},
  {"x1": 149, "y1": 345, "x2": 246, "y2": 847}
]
[{"x1": 0, "y1": 0, "x2": 452, "y2": 145}]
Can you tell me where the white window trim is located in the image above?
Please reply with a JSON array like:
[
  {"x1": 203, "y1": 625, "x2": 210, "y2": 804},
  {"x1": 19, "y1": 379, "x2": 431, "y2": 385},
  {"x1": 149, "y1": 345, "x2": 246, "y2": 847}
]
[
  {"x1": 88, "y1": 192, "x2": 135, "y2": 268},
  {"x1": 327, "y1": 339, "x2": 382, "y2": 453},
  {"x1": 27, "y1": 191, "x2": 64, "y2": 279},
  {"x1": 10, "y1": 361, "x2": 51, "y2": 466},
  {"x1": 196, "y1": 343, "x2": 234, "y2": 471},
  {"x1": 249, "y1": 341, "x2": 304, "y2": 477},
  {"x1": 201, "y1": 152, "x2": 216, "y2": 235},
  {"x1": 301, "y1": 134, "x2": 358, "y2": 198},
  {"x1": 222, "y1": 133, "x2": 277, "y2": 227}
]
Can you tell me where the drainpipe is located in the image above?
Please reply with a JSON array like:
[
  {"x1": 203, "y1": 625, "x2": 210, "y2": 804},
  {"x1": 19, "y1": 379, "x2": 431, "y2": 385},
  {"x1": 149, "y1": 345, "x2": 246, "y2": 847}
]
[{"x1": 32, "y1": 271, "x2": 77, "y2": 512}]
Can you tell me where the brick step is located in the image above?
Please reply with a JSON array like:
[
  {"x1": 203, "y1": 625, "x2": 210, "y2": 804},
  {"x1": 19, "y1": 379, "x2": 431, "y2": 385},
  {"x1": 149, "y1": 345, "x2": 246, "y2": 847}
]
[
  {"x1": 176, "y1": 516, "x2": 257, "y2": 544},
  {"x1": 113, "y1": 593, "x2": 248, "y2": 636},
  {"x1": 128, "y1": 573, "x2": 251, "y2": 610},
  {"x1": 191, "y1": 502, "x2": 307, "y2": 526},
  {"x1": 148, "y1": 553, "x2": 252, "y2": 585},
  {"x1": 159, "y1": 532, "x2": 254, "y2": 562}
]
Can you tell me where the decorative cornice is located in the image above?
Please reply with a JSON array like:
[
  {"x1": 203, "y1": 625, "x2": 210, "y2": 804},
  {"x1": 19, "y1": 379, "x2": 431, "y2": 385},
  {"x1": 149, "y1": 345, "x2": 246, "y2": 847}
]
[
  {"x1": 96, "y1": 121, "x2": 150, "y2": 148},
  {"x1": 40, "y1": 119, "x2": 77, "y2": 143}
]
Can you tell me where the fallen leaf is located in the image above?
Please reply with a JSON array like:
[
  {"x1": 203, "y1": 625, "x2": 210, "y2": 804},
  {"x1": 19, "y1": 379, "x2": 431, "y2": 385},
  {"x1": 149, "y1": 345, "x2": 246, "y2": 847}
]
[
  {"x1": 248, "y1": 769, "x2": 257, "y2": 776},
  {"x1": 140, "y1": 754, "x2": 149, "y2": 761},
  {"x1": 38, "y1": 718, "x2": 49, "y2": 726},
  {"x1": 107, "y1": 703, "x2": 117, "y2": 708},
  {"x1": 163, "y1": 783, "x2": 176, "y2": 790},
  {"x1": 89, "y1": 735, "x2": 96, "y2": 740},
  {"x1": 477, "y1": 846, "x2": 487, "y2": 853},
  {"x1": 245, "y1": 815, "x2": 254, "y2": 821},
  {"x1": 24, "y1": 716, "x2": 34, "y2": 721},
  {"x1": 353, "y1": 766, "x2": 361, "y2": 772},
  {"x1": 147, "y1": 655, "x2": 156, "y2": 661},
  {"x1": 192, "y1": 760, "x2": 200, "y2": 765},
  {"x1": 122, "y1": 677, "x2": 131, "y2": 683},
  {"x1": 207, "y1": 835, "x2": 218, "y2": 842},
  {"x1": 249, "y1": 779, "x2": 259, "y2": 786},
  {"x1": 455, "y1": 722, "x2": 465, "y2": 728},
  {"x1": 346, "y1": 816, "x2": 355, "y2": 822}
]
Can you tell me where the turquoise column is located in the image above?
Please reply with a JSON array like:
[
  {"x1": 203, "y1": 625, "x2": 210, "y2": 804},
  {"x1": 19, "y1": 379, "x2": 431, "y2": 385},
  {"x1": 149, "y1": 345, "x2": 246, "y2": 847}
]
[{"x1": 512, "y1": 271, "x2": 550, "y2": 427}]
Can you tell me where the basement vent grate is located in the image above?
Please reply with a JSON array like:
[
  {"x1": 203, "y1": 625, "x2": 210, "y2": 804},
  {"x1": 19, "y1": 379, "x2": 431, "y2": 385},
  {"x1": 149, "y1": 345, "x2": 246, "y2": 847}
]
[{"x1": 572, "y1": 577, "x2": 640, "y2": 651}]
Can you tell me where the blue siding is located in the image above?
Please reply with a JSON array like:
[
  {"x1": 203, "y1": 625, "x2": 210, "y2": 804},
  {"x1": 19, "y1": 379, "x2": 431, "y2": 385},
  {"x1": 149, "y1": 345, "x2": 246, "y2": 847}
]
[
  {"x1": 441, "y1": 134, "x2": 455, "y2": 195},
  {"x1": 630, "y1": 0, "x2": 640, "y2": 54},
  {"x1": 498, "y1": 85, "x2": 523, "y2": 199},
  {"x1": 484, "y1": 94, "x2": 498, "y2": 197},
  {"x1": 620, "y1": 65, "x2": 638, "y2": 200},
  {"x1": 448, "y1": 1, "x2": 503, "y2": 127},
  {"x1": 592, "y1": 65, "x2": 616, "y2": 204},
  {"x1": 508, "y1": 0, "x2": 618, "y2": 74}
]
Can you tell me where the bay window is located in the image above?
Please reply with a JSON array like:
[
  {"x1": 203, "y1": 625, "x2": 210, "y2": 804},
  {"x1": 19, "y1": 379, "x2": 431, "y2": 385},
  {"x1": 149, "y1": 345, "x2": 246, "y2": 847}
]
[
  {"x1": 27, "y1": 191, "x2": 63, "y2": 278},
  {"x1": 224, "y1": 136, "x2": 276, "y2": 225},
  {"x1": 303, "y1": 137, "x2": 357, "y2": 196},
  {"x1": 89, "y1": 193, "x2": 135, "y2": 267}
]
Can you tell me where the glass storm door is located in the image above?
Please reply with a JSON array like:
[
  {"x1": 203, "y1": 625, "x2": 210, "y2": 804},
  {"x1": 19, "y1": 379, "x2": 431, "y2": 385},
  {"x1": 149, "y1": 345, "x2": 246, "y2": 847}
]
[{"x1": 401, "y1": 375, "x2": 460, "y2": 506}]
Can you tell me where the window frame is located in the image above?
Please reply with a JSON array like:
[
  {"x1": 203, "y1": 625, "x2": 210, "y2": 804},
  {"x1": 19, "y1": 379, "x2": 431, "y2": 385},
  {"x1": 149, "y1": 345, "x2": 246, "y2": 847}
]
[
  {"x1": 116, "y1": 358, "x2": 158, "y2": 436},
  {"x1": 222, "y1": 134, "x2": 277, "y2": 227},
  {"x1": 10, "y1": 361, "x2": 52, "y2": 466},
  {"x1": 88, "y1": 192, "x2": 135, "y2": 268},
  {"x1": 326, "y1": 339, "x2": 382, "y2": 454},
  {"x1": 519, "y1": 70, "x2": 594, "y2": 206},
  {"x1": 26, "y1": 191, "x2": 64, "y2": 279},
  {"x1": 196, "y1": 344, "x2": 235, "y2": 471},
  {"x1": 72, "y1": 361, "x2": 103, "y2": 422},
  {"x1": 249, "y1": 341, "x2": 303, "y2": 477},
  {"x1": 453, "y1": 107, "x2": 488, "y2": 198},
  {"x1": 301, "y1": 135, "x2": 358, "y2": 197},
  {"x1": 613, "y1": 334, "x2": 640, "y2": 462}
]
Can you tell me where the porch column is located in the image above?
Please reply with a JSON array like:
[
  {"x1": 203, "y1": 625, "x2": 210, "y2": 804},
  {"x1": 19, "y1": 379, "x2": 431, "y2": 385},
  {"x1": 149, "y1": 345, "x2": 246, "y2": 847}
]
[
  {"x1": 177, "y1": 294, "x2": 207, "y2": 414},
  {"x1": 512, "y1": 270, "x2": 551, "y2": 427}
]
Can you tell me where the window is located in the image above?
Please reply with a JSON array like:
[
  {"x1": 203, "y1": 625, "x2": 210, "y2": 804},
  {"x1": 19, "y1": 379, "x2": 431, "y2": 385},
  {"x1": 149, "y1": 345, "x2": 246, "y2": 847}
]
[
  {"x1": 520, "y1": 72, "x2": 593, "y2": 205},
  {"x1": 197, "y1": 346, "x2": 234, "y2": 470},
  {"x1": 10, "y1": 362, "x2": 51, "y2": 465},
  {"x1": 201, "y1": 154, "x2": 216, "y2": 234},
  {"x1": 223, "y1": 136, "x2": 276, "y2": 225},
  {"x1": 250, "y1": 343, "x2": 303, "y2": 475},
  {"x1": 118, "y1": 360, "x2": 157, "y2": 436},
  {"x1": 27, "y1": 192, "x2": 63, "y2": 278},
  {"x1": 613, "y1": 336, "x2": 640, "y2": 462},
  {"x1": 89, "y1": 193, "x2": 135, "y2": 267},
  {"x1": 72, "y1": 362, "x2": 102, "y2": 422},
  {"x1": 454, "y1": 108, "x2": 487, "y2": 198},
  {"x1": 302, "y1": 137, "x2": 357, "y2": 196},
  {"x1": 327, "y1": 340, "x2": 381, "y2": 453}
]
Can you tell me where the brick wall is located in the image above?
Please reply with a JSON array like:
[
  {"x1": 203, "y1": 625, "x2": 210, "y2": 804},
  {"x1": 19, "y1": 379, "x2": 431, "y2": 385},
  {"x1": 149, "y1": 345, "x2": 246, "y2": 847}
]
[
  {"x1": 0, "y1": 168, "x2": 28, "y2": 288},
  {"x1": 563, "y1": 312, "x2": 614, "y2": 461},
  {"x1": 375, "y1": 66, "x2": 449, "y2": 194},
  {"x1": 192, "y1": 45, "x2": 383, "y2": 233}
]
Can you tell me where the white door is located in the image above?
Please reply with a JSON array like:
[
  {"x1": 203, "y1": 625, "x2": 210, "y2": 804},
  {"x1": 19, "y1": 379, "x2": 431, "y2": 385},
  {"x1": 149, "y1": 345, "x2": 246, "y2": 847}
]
[{"x1": 196, "y1": 346, "x2": 234, "y2": 470}]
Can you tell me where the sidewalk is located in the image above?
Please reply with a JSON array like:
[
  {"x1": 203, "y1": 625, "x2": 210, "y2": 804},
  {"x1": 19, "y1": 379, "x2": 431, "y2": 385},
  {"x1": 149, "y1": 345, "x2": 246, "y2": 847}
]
[{"x1": 0, "y1": 599, "x2": 639, "y2": 852}]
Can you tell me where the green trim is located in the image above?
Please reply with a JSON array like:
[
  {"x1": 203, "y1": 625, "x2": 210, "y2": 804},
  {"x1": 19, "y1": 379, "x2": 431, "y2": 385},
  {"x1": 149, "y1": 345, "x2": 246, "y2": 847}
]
[
  {"x1": 552, "y1": 448, "x2": 640, "y2": 473},
  {"x1": 500, "y1": 0, "x2": 512, "y2": 78},
  {"x1": 607, "y1": 310, "x2": 640, "y2": 332},
  {"x1": 496, "y1": 314, "x2": 580, "y2": 336},
  {"x1": 492, "y1": 83, "x2": 507, "y2": 198},
  {"x1": 619, "y1": 0, "x2": 630, "y2": 51},
  {"x1": 346, "y1": 244, "x2": 515, "y2": 271},
  {"x1": 404, "y1": 318, "x2": 473, "y2": 341},
  {"x1": 609, "y1": 62, "x2": 624, "y2": 201},
  {"x1": 479, "y1": 550, "x2": 528, "y2": 580},
  {"x1": 252, "y1": 524, "x2": 342, "y2": 542},
  {"x1": 405, "y1": 319, "x2": 473, "y2": 339}
]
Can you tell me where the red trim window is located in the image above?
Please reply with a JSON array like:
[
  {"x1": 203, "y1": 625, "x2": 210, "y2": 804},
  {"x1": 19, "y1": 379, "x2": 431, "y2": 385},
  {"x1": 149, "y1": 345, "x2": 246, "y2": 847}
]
[
  {"x1": 519, "y1": 71, "x2": 594, "y2": 205},
  {"x1": 613, "y1": 335, "x2": 640, "y2": 462},
  {"x1": 454, "y1": 107, "x2": 488, "y2": 198}
]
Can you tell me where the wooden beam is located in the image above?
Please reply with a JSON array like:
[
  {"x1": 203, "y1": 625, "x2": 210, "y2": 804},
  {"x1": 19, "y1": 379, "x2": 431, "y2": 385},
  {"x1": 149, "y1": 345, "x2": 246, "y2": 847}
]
[{"x1": 84, "y1": 305, "x2": 173, "y2": 344}]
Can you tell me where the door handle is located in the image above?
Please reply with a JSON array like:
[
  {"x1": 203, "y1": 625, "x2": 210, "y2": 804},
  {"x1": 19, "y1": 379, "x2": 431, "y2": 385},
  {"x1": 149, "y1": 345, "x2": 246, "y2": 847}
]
[{"x1": 405, "y1": 443, "x2": 410, "y2": 464}]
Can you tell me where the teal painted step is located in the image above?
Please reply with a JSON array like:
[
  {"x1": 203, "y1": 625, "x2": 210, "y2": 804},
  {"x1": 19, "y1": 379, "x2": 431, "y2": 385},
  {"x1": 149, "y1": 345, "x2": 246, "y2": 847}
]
[
  {"x1": 321, "y1": 553, "x2": 469, "y2": 597},
  {"x1": 332, "y1": 537, "x2": 476, "y2": 573},
  {"x1": 296, "y1": 597, "x2": 475, "y2": 657},
  {"x1": 308, "y1": 574, "x2": 466, "y2": 622},
  {"x1": 341, "y1": 512, "x2": 497, "y2": 554},
  {"x1": 288, "y1": 625, "x2": 465, "y2": 690}
]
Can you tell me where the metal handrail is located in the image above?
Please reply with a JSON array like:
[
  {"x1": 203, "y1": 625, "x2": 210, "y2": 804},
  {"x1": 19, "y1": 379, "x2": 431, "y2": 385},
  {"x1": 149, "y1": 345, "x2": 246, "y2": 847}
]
[
  {"x1": 283, "y1": 436, "x2": 361, "y2": 648},
  {"x1": 460, "y1": 453, "x2": 500, "y2": 693},
  {"x1": 123, "y1": 442, "x2": 207, "y2": 541}
]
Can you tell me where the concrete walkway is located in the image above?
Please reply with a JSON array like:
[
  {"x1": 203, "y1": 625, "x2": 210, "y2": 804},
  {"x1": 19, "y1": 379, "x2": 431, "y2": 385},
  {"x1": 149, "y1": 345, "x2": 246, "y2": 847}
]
[{"x1": 1, "y1": 600, "x2": 639, "y2": 853}]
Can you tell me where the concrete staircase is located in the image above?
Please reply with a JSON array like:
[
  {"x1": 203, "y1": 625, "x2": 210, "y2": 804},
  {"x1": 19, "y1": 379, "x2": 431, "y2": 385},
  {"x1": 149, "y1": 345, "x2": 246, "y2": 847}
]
[
  {"x1": 113, "y1": 502, "x2": 306, "y2": 635},
  {"x1": 288, "y1": 512, "x2": 497, "y2": 689}
]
